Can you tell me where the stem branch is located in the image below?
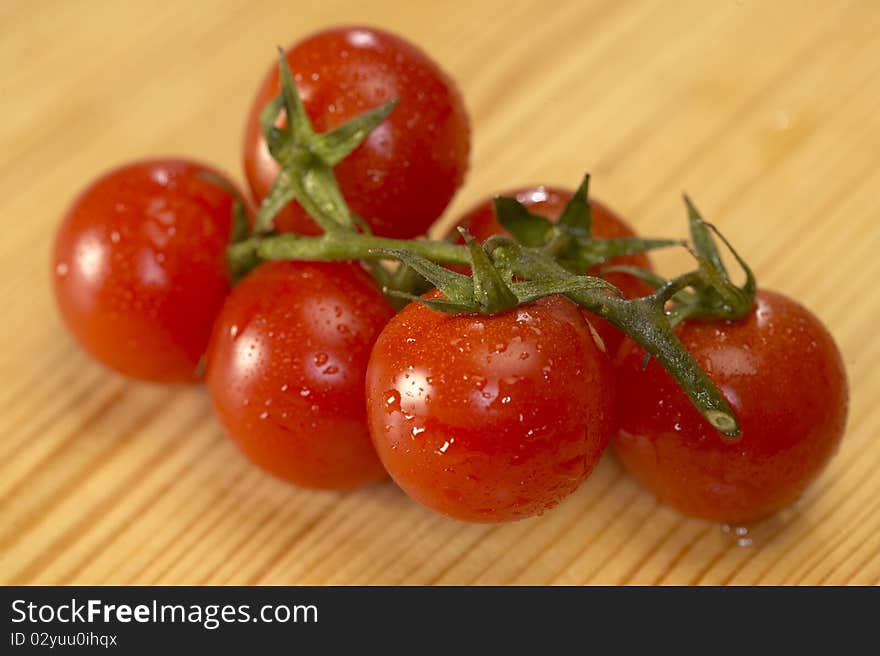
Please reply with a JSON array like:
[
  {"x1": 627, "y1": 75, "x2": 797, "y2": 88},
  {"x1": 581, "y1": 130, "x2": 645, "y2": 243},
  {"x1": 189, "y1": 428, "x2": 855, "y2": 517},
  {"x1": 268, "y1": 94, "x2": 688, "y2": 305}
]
[{"x1": 253, "y1": 233, "x2": 472, "y2": 265}]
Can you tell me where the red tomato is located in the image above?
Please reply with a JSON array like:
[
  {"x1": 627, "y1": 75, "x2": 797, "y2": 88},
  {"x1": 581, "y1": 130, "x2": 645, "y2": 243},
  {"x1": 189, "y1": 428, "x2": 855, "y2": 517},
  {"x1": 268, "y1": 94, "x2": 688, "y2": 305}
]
[
  {"x1": 207, "y1": 260, "x2": 394, "y2": 489},
  {"x1": 613, "y1": 289, "x2": 848, "y2": 523},
  {"x1": 454, "y1": 186, "x2": 655, "y2": 355},
  {"x1": 366, "y1": 294, "x2": 614, "y2": 522},
  {"x1": 243, "y1": 26, "x2": 470, "y2": 238},
  {"x1": 52, "y1": 159, "x2": 240, "y2": 383}
]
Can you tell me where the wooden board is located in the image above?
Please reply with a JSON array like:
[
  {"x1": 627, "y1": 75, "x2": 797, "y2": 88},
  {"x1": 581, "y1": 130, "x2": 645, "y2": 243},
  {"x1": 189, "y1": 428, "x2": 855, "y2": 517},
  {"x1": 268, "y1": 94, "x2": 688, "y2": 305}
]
[{"x1": 2, "y1": 0, "x2": 878, "y2": 585}]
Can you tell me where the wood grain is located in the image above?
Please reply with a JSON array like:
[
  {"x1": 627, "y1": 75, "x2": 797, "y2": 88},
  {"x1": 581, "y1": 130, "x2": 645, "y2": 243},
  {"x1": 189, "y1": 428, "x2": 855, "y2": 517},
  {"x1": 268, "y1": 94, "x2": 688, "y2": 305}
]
[{"x1": 1, "y1": 0, "x2": 878, "y2": 585}]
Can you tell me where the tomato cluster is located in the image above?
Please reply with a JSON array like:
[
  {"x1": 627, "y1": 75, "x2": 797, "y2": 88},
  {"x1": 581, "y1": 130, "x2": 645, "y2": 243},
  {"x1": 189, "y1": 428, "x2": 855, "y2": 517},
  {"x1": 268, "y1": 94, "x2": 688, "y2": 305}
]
[{"x1": 52, "y1": 26, "x2": 848, "y2": 525}]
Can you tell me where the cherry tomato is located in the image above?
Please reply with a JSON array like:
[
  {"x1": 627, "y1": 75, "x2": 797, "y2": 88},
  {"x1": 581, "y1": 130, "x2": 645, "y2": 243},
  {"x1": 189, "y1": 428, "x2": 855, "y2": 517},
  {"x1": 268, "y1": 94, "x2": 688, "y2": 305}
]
[
  {"x1": 243, "y1": 26, "x2": 471, "y2": 238},
  {"x1": 454, "y1": 186, "x2": 655, "y2": 355},
  {"x1": 52, "y1": 159, "x2": 240, "y2": 383},
  {"x1": 366, "y1": 294, "x2": 614, "y2": 522},
  {"x1": 613, "y1": 289, "x2": 848, "y2": 523},
  {"x1": 207, "y1": 260, "x2": 394, "y2": 489}
]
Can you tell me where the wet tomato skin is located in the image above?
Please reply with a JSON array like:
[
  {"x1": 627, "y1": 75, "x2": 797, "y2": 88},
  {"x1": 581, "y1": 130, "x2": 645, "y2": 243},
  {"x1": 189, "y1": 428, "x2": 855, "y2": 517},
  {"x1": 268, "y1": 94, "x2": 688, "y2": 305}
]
[
  {"x1": 243, "y1": 26, "x2": 470, "y2": 238},
  {"x1": 207, "y1": 260, "x2": 394, "y2": 489},
  {"x1": 455, "y1": 186, "x2": 655, "y2": 354},
  {"x1": 52, "y1": 159, "x2": 240, "y2": 383},
  {"x1": 614, "y1": 289, "x2": 848, "y2": 523},
  {"x1": 366, "y1": 294, "x2": 614, "y2": 522}
]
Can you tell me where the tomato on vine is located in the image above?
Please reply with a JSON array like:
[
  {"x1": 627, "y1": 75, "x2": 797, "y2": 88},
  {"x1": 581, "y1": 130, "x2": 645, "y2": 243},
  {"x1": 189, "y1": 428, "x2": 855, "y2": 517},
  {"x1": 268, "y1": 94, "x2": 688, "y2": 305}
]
[
  {"x1": 243, "y1": 26, "x2": 470, "y2": 238},
  {"x1": 52, "y1": 159, "x2": 242, "y2": 382},
  {"x1": 207, "y1": 260, "x2": 394, "y2": 489},
  {"x1": 366, "y1": 293, "x2": 614, "y2": 522},
  {"x1": 613, "y1": 289, "x2": 848, "y2": 523}
]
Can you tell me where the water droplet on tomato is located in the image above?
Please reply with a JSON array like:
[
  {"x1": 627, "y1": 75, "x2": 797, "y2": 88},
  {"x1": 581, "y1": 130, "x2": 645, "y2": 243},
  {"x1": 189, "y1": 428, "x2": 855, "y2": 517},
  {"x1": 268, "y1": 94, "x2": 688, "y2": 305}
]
[
  {"x1": 384, "y1": 390, "x2": 401, "y2": 412},
  {"x1": 435, "y1": 438, "x2": 453, "y2": 453}
]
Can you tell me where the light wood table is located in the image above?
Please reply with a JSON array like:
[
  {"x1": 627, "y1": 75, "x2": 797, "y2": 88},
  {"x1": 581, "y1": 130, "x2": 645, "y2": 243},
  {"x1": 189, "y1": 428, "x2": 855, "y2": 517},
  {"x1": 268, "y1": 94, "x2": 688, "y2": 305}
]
[{"x1": 2, "y1": 0, "x2": 878, "y2": 585}]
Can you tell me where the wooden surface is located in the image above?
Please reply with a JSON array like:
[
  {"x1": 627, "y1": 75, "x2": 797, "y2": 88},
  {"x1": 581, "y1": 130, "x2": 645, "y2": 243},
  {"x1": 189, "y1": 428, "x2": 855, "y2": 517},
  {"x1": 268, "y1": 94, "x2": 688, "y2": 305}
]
[{"x1": 1, "y1": 0, "x2": 879, "y2": 586}]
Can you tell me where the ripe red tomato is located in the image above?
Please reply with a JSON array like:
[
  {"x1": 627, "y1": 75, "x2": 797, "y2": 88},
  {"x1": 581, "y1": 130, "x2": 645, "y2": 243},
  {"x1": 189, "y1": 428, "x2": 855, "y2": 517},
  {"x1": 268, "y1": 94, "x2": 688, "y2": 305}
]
[
  {"x1": 207, "y1": 260, "x2": 394, "y2": 489},
  {"x1": 613, "y1": 289, "x2": 848, "y2": 523},
  {"x1": 52, "y1": 159, "x2": 240, "y2": 383},
  {"x1": 243, "y1": 26, "x2": 471, "y2": 238},
  {"x1": 366, "y1": 294, "x2": 614, "y2": 522},
  {"x1": 454, "y1": 186, "x2": 655, "y2": 355}
]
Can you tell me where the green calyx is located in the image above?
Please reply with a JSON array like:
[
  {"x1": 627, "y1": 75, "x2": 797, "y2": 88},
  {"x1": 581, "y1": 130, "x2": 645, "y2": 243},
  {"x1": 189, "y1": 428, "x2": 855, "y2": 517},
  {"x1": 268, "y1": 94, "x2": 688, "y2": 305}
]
[
  {"x1": 378, "y1": 228, "x2": 520, "y2": 313},
  {"x1": 602, "y1": 196, "x2": 757, "y2": 327},
  {"x1": 493, "y1": 175, "x2": 683, "y2": 274},
  {"x1": 252, "y1": 49, "x2": 397, "y2": 235}
]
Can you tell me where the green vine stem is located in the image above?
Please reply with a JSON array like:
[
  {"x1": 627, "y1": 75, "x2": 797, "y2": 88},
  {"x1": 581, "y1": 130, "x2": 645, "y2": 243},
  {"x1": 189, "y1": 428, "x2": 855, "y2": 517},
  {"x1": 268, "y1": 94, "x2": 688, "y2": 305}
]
[
  {"x1": 229, "y1": 228, "x2": 743, "y2": 438},
  {"x1": 489, "y1": 241, "x2": 741, "y2": 436},
  {"x1": 228, "y1": 49, "x2": 758, "y2": 440}
]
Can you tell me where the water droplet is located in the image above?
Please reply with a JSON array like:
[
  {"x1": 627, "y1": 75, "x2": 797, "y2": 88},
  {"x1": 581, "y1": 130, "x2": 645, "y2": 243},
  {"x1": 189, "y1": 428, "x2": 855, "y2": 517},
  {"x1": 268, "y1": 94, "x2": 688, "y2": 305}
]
[
  {"x1": 385, "y1": 390, "x2": 401, "y2": 412},
  {"x1": 55, "y1": 262, "x2": 69, "y2": 276},
  {"x1": 721, "y1": 523, "x2": 754, "y2": 548},
  {"x1": 435, "y1": 438, "x2": 453, "y2": 453}
]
